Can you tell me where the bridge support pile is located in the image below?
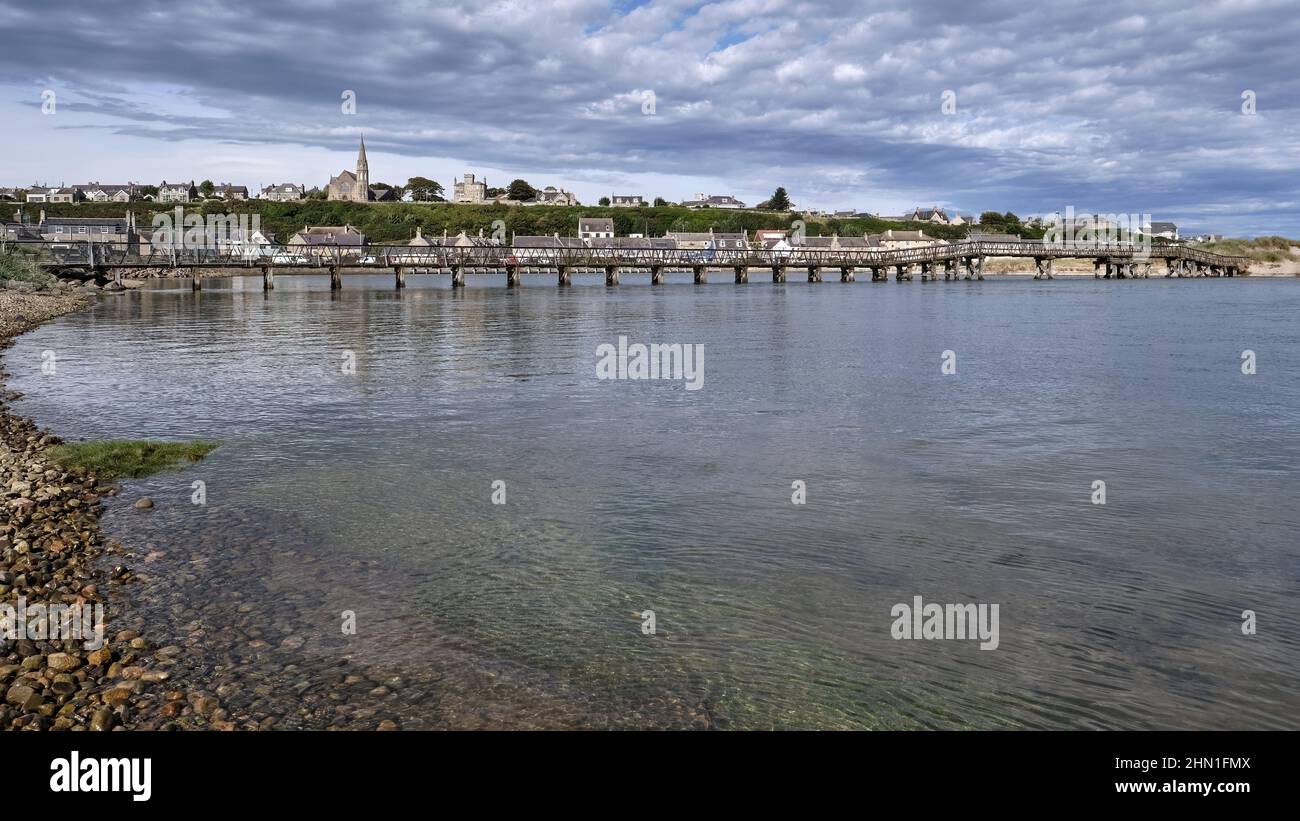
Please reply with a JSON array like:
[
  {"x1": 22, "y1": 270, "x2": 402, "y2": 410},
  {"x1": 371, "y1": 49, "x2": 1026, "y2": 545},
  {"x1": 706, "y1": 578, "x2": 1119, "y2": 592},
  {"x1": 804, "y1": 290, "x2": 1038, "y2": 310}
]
[
  {"x1": 734, "y1": 266, "x2": 749, "y2": 284},
  {"x1": 394, "y1": 266, "x2": 405, "y2": 289},
  {"x1": 771, "y1": 265, "x2": 786, "y2": 283},
  {"x1": 605, "y1": 265, "x2": 620, "y2": 286},
  {"x1": 650, "y1": 266, "x2": 664, "y2": 285},
  {"x1": 506, "y1": 265, "x2": 520, "y2": 287},
  {"x1": 557, "y1": 266, "x2": 571, "y2": 287},
  {"x1": 840, "y1": 266, "x2": 855, "y2": 283},
  {"x1": 807, "y1": 267, "x2": 822, "y2": 283}
]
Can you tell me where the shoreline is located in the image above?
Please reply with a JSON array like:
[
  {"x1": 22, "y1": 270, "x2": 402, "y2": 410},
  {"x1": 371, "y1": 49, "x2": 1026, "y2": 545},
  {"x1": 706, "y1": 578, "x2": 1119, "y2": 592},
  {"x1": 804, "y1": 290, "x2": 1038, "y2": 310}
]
[{"x1": 0, "y1": 285, "x2": 183, "y2": 730}]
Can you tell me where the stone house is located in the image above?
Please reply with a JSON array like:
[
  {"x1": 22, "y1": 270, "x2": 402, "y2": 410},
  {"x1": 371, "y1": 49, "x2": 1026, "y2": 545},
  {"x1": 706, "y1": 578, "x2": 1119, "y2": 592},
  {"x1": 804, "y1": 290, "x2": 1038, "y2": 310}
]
[
  {"x1": 261, "y1": 183, "x2": 305, "y2": 201},
  {"x1": 681, "y1": 194, "x2": 746, "y2": 209},
  {"x1": 610, "y1": 195, "x2": 644, "y2": 207},
  {"x1": 453, "y1": 173, "x2": 488, "y2": 204},
  {"x1": 214, "y1": 183, "x2": 249, "y2": 200},
  {"x1": 578, "y1": 218, "x2": 614, "y2": 240},
  {"x1": 74, "y1": 183, "x2": 137, "y2": 202},
  {"x1": 158, "y1": 180, "x2": 197, "y2": 203}
]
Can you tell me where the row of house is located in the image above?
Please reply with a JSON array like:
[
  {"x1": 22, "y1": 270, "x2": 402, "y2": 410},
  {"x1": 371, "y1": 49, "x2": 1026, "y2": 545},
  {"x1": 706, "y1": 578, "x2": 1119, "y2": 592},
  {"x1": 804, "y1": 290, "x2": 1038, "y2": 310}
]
[{"x1": 17, "y1": 181, "x2": 260, "y2": 204}]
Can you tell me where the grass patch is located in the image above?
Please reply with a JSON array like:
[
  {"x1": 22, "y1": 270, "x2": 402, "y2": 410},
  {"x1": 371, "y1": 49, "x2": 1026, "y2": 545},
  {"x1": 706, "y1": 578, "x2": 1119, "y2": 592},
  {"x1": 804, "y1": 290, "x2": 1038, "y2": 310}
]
[
  {"x1": 1193, "y1": 236, "x2": 1300, "y2": 263},
  {"x1": 45, "y1": 439, "x2": 220, "y2": 479},
  {"x1": 0, "y1": 246, "x2": 55, "y2": 286}
]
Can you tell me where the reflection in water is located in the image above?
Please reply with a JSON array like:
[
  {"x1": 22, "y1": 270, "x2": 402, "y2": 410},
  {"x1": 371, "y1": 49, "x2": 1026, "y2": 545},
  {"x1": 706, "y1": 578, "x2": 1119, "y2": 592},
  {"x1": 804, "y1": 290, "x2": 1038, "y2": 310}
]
[{"x1": 6, "y1": 273, "x2": 1300, "y2": 729}]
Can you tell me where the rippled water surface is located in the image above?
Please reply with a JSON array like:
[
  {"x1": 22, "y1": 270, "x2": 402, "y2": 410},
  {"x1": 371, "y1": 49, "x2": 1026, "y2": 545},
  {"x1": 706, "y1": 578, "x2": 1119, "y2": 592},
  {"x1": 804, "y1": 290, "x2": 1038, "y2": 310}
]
[{"x1": 7, "y1": 273, "x2": 1300, "y2": 729}]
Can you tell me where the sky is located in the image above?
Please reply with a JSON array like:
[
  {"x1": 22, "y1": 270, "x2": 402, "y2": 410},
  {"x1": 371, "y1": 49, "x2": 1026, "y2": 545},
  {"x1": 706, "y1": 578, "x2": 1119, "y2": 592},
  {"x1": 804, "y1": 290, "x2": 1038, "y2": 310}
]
[{"x1": 1, "y1": 0, "x2": 1298, "y2": 236}]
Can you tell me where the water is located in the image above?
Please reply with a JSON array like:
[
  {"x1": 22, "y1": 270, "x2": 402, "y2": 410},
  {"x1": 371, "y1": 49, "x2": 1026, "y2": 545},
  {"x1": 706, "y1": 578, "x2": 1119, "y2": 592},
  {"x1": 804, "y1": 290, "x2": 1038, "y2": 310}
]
[{"x1": 7, "y1": 273, "x2": 1300, "y2": 729}]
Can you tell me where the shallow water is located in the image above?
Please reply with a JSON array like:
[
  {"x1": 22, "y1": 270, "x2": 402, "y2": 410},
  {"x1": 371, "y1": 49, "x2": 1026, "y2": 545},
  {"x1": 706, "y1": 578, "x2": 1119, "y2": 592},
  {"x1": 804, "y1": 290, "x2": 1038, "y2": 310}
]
[{"x1": 7, "y1": 273, "x2": 1300, "y2": 729}]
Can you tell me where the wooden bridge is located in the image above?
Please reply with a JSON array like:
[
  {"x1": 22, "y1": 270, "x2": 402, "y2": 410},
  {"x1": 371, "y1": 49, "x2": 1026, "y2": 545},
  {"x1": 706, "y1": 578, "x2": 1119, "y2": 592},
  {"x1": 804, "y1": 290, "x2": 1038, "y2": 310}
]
[{"x1": 14, "y1": 239, "x2": 1250, "y2": 290}]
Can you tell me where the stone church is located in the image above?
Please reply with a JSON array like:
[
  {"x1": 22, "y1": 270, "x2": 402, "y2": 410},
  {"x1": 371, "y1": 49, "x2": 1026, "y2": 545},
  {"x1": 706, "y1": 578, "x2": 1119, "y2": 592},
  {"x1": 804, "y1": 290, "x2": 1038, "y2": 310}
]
[{"x1": 327, "y1": 136, "x2": 376, "y2": 202}]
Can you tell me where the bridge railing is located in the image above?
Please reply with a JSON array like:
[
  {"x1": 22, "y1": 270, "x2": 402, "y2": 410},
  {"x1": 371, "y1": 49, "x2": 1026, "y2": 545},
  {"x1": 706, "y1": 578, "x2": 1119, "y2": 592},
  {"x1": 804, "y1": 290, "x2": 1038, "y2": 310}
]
[{"x1": 9, "y1": 238, "x2": 1248, "y2": 270}]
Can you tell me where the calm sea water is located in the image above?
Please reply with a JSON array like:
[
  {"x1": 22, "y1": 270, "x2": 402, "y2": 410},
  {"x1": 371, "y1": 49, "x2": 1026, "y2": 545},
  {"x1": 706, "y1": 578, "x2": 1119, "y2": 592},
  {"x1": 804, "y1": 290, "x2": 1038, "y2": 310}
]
[{"x1": 7, "y1": 273, "x2": 1300, "y2": 729}]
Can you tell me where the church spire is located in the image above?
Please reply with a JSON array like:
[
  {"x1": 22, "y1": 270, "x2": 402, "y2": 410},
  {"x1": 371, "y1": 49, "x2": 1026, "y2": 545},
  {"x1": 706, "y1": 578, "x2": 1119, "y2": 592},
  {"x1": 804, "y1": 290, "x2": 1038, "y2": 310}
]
[{"x1": 354, "y1": 134, "x2": 370, "y2": 201}]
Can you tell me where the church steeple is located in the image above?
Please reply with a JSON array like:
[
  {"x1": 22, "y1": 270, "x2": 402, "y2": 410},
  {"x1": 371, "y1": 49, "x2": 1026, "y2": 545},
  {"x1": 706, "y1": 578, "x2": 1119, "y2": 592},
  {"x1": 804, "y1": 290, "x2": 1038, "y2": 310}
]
[{"x1": 354, "y1": 134, "x2": 370, "y2": 201}]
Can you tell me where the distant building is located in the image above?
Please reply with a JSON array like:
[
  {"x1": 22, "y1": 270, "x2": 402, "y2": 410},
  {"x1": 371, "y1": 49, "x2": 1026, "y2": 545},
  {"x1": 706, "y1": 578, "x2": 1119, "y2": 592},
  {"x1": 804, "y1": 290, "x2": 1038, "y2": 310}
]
[
  {"x1": 876, "y1": 229, "x2": 937, "y2": 249},
  {"x1": 213, "y1": 183, "x2": 249, "y2": 201},
  {"x1": 369, "y1": 187, "x2": 399, "y2": 202},
  {"x1": 0, "y1": 187, "x2": 17, "y2": 201},
  {"x1": 27, "y1": 187, "x2": 81, "y2": 204},
  {"x1": 908, "y1": 207, "x2": 954, "y2": 225},
  {"x1": 529, "y1": 186, "x2": 579, "y2": 206},
  {"x1": 453, "y1": 173, "x2": 488, "y2": 204},
  {"x1": 666, "y1": 229, "x2": 749, "y2": 250},
  {"x1": 681, "y1": 193, "x2": 746, "y2": 209},
  {"x1": 36, "y1": 211, "x2": 140, "y2": 248},
  {"x1": 287, "y1": 224, "x2": 368, "y2": 254},
  {"x1": 158, "y1": 180, "x2": 197, "y2": 203},
  {"x1": 610, "y1": 195, "x2": 644, "y2": 207},
  {"x1": 74, "y1": 183, "x2": 138, "y2": 203},
  {"x1": 578, "y1": 217, "x2": 614, "y2": 240},
  {"x1": 261, "y1": 183, "x2": 305, "y2": 202},
  {"x1": 327, "y1": 137, "x2": 373, "y2": 202},
  {"x1": 1147, "y1": 221, "x2": 1178, "y2": 240}
]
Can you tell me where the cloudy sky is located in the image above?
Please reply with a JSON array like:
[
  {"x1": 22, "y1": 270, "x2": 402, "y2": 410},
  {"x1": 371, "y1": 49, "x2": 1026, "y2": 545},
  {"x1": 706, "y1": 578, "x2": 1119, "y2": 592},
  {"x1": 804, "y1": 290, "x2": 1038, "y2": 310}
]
[{"x1": 1, "y1": 0, "x2": 1298, "y2": 235}]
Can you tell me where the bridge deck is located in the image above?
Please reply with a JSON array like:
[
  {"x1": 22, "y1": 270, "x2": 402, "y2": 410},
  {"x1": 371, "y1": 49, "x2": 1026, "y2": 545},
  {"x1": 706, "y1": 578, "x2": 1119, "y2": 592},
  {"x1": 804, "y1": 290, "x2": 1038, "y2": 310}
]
[{"x1": 11, "y1": 239, "x2": 1249, "y2": 277}]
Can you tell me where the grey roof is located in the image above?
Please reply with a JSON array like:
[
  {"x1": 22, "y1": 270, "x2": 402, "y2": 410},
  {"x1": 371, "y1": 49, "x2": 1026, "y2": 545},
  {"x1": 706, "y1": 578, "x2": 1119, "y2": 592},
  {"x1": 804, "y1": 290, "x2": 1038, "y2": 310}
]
[
  {"x1": 665, "y1": 231, "x2": 748, "y2": 242},
  {"x1": 1149, "y1": 221, "x2": 1177, "y2": 232},
  {"x1": 682, "y1": 195, "x2": 746, "y2": 207},
  {"x1": 291, "y1": 225, "x2": 366, "y2": 246},
  {"x1": 586, "y1": 237, "x2": 677, "y2": 250},
  {"x1": 512, "y1": 235, "x2": 586, "y2": 249},
  {"x1": 578, "y1": 218, "x2": 614, "y2": 232}
]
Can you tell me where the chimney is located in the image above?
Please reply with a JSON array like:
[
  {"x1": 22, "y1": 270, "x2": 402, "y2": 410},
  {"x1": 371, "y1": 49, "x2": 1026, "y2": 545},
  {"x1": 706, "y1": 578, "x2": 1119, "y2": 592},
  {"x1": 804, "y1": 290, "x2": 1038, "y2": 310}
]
[{"x1": 39, "y1": 209, "x2": 46, "y2": 225}]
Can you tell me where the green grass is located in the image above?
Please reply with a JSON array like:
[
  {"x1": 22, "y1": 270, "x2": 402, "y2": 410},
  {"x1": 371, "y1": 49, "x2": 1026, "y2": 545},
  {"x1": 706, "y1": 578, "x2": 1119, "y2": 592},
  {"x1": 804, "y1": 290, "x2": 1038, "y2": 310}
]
[
  {"x1": 45, "y1": 439, "x2": 220, "y2": 479},
  {"x1": 0, "y1": 246, "x2": 55, "y2": 286},
  {"x1": 6, "y1": 200, "x2": 1012, "y2": 244},
  {"x1": 1193, "y1": 235, "x2": 1300, "y2": 263}
]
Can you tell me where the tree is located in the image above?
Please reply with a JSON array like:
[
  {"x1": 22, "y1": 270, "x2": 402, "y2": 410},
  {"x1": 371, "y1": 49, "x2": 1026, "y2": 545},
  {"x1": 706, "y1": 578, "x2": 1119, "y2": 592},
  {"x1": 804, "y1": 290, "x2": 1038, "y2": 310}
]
[
  {"x1": 405, "y1": 177, "x2": 445, "y2": 202},
  {"x1": 507, "y1": 179, "x2": 537, "y2": 201},
  {"x1": 978, "y1": 211, "x2": 1005, "y2": 227},
  {"x1": 486, "y1": 187, "x2": 505, "y2": 198},
  {"x1": 762, "y1": 187, "x2": 791, "y2": 211},
  {"x1": 598, "y1": 196, "x2": 610, "y2": 206},
  {"x1": 198, "y1": 180, "x2": 215, "y2": 198},
  {"x1": 653, "y1": 197, "x2": 669, "y2": 207}
]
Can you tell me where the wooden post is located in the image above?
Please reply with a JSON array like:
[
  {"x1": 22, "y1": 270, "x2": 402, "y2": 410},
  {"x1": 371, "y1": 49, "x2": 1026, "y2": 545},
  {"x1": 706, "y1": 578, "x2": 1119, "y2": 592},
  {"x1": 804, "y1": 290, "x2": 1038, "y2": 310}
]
[
  {"x1": 650, "y1": 266, "x2": 664, "y2": 285},
  {"x1": 807, "y1": 266, "x2": 822, "y2": 283},
  {"x1": 871, "y1": 266, "x2": 887, "y2": 282},
  {"x1": 557, "y1": 266, "x2": 571, "y2": 286},
  {"x1": 605, "y1": 265, "x2": 619, "y2": 286},
  {"x1": 329, "y1": 265, "x2": 342, "y2": 290},
  {"x1": 919, "y1": 262, "x2": 933, "y2": 282},
  {"x1": 693, "y1": 266, "x2": 706, "y2": 284},
  {"x1": 506, "y1": 265, "x2": 520, "y2": 287},
  {"x1": 451, "y1": 265, "x2": 465, "y2": 287},
  {"x1": 262, "y1": 266, "x2": 274, "y2": 290},
  {"x1": 394, "y1": 266, "x2": 405, "y2": 289},
  {"x1": 192, "y1": 272, "x2": 202, "y2": 291},
  {"x1": 840, "y1": 266, "x2": 855, "y2": 283},
  {"x1": 734, "y1": 265, "x2": 748, "y2": 283},
  {"x1": 771, "y1": 265, "x2": 786, "y2": 283}
]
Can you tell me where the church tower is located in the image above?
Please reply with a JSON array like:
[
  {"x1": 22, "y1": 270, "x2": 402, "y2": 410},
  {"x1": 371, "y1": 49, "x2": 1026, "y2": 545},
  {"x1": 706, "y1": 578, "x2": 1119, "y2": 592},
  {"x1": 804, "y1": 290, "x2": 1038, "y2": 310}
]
[{"x1": 354, "y1": 135, "x2": 370, "y2": 202}]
